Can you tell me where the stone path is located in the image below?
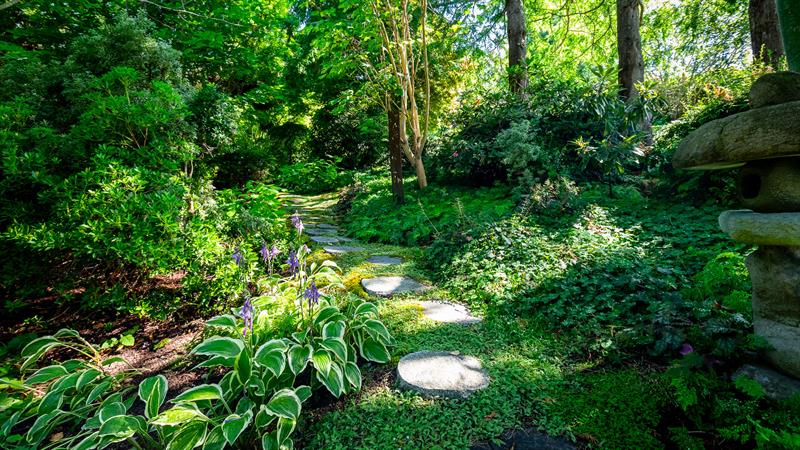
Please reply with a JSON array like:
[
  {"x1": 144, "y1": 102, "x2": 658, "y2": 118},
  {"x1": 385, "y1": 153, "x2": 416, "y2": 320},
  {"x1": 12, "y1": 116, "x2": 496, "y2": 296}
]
[
  {"x1": 361, "y1": 276, "x2": 429, "y2": 297},
  {"x1": 397, "y1": 351, "x2": 490, "y2": 399},
  {"x1": 367, "y1": 255, "x2": 403, "y2": 265},
  {"x1": 419, "y1": 300, "x2": 481, "y2": 325},
  {"x1": 281, "y1": 192, "x2": 489, "y2": 404}
]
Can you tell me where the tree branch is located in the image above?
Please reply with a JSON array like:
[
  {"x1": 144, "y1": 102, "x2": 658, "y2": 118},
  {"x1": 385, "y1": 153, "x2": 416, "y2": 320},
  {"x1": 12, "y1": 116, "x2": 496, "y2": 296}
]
[{"x1": 0, "y1": 0, "x2": 21, "y2": 10}]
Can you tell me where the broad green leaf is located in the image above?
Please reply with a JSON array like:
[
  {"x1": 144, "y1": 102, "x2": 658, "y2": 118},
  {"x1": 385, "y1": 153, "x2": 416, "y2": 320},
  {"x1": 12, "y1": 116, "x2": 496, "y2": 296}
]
[
  {"x1": 364, "y1": 319, "x2": 391, "y2": 342},
  {"x1": 192, "y1": 337, "x2": 244, "y2": 359},
  {"x1": 21, "y1": 336, "x2": 59, "y2": 358},
  {"x1": 313, "y1": 306, "x2": 341, "y2": 326},
  {"x1": 101, "y1": 356, "x2": 125, "y2": 366},
  {"x1": 152, "y1": 405, "x2": 208, "y2": 426},
  {"x1": 138, "y1": 375, "x2": 167, "y2": 420},
  {"x1": 38, "y1": 389, "x2": 64, "y2": 414},
  {"x1": 265, "y1": 389, "x2": 301, "y2": 420},
  {"x1": 24, "y1": 365, "x2": 67, "y2": 385},
  {"x1": 344, "y1": 362, "x2": 362, "y2": 390},
  {"x1": 202, "y1": 425, "x2": 226, "y2": 450},
  {"x1": 73, "y1": 433, "x2": 100, "y2": 450},
  {"x1": 255, "y1": 343, "x2": 287, "y2": 377},
  {"x1": 221, "y1": 410, "x2": 252, "y2": 444},
  {"x1": 54, "y1": 329, "x2": 81, "y2": 339},
  {"x1": 168, "y1": 420, "x2": 208, "y2": 450},
  {"x1": 322, "y1": 320, "x2": 346, "y2": 339},
  {"x1": 354, "y1": 302, "x2": 379, "y2": 317},
  {"x1": 321, "y1": 338, "x2": 348, "y2": 362},
  {"x1": 86, "y1": 380, "x2": 112, "y2": 405},
  {"x1": 287, "y1": 345, "x2": 311, "y2": 375},
  {"x1": 276, "y1": 417, "x2": 296, "y2": 445},
  {"x1": 256, "y1": 339, "x2": 288, "y2": 353},
  {"x1": 26, "y1": 410, "x2": 59, "y2": 444},
  {"x1": 360, "y1": 337, "x2": 390, "y2": 363},
  {"x1": 206, "y1": 314, "x2": 238, "y2": 330},
  {"x1": 76, "y1": 369, "x2": 102, "y2": 390},
  {"x1": 194, "y1": 355, "x2": 235, "y2": 369},
  {"x1": 98, "y1": 415, "x2": 142, "y2": 441},
  {"x1": 98, "y1": 402, "x2": 127, "y2": 423},
  {"x1": 255, "y1": 405, "x2": 276, "y2": 429},
  {"x1": 311, "y1": 350, "x2": 332, "y2": 376},
  {"x1": 173, "y1": 384, "x2": 223, "y2": 404},
  {"x1": 119, "y1": 334, "x2": 134, "y2": 347},
  {"x1": 235, "y1": 347, "x2": 252, "y2": 384},
  {"x1": 316, "y1": 363, "x2": 344, "y2": 397},
  {"x1": 295, "y1": 385, "x2": 312, "y2": 403},
  {"x1": 262, "y1": 433, "x2": 279, "y2": 450}
]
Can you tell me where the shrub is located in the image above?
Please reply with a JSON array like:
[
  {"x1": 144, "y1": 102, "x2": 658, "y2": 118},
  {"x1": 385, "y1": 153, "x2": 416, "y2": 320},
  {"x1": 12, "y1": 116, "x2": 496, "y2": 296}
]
[{"x1": 275, "y1": 159, "x2": 350, "y2": 194}]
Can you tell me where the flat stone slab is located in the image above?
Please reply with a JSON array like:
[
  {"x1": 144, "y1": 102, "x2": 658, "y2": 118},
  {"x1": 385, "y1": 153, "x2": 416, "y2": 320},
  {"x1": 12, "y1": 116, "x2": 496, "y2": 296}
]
[
  {"x1": 306, "y1": 227, "x2": 338, "y2": 236},
  {"x1": 719, "y1": 210, "x2": 800, "y2": 246},
  {"x1": 419, "y1": 301, "x2": 481, "y2": 325},
  {"x1": 323, "y1": 245, "x2": 365, "y2": 255},
  {"x1": 397, "y1": 351, "x2": 489, "y2": 399},
  {"x1": 314, "y1": 223, "x2": 338, "y2": 230},
  {"x1": 733, "y1": 364, "x2": 800, "y2": 401},
  {"x1": 673, "y1": 100, "x2": 800, "y2": 169},
  {"x1": 310, "y1": 235, "x2": 341, "y2": 244},
  {"x1": 361, "y1": 276, "x2": 428, "y2": 297},
  {"x1": 367, "y1": 255, "x2": 403, "y2": 265}
]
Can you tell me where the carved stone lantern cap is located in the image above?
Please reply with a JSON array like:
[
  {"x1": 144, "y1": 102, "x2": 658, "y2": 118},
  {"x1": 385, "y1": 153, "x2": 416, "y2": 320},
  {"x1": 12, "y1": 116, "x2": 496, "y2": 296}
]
[{"x1": 673, "y1": 72, "x2": 800, "y2": 171}]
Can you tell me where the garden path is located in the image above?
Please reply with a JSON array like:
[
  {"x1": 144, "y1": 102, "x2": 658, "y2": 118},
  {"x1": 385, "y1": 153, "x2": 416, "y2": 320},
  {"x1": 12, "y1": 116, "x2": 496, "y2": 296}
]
[{"x1": 282, "y1": 193, "x2": 575, "y2": 449}]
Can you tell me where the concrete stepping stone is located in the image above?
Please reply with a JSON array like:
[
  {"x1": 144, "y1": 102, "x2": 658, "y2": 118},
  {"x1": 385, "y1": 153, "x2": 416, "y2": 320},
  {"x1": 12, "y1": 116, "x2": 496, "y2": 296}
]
[
  {"x1": 397, "y1": 351, "x2": 489, "y2": 399},
  {"x1": 361, "y1": 276, "x2": 429, "y2": 297},
  {"x1": 367, "y1": 255, "x2": 403, "y2": 265},
  {"x1": 310, "y1": 236, "x2": 341, "y2": 244},
  {"x1": 419, "y1": 301, "x2": 481, "y2": 325},
  {"x1": 306, "y1": 228, "x2": 338, "y2": 236},
  {"x1": 471, "y1": 429, "x2": 575, "y2": 450},
  {"x1": 314, "y1": 223, "x2": 338, "y2": 230},
  {"x1": 323, "y1": 245, "x2": 366, "y2": 254}
]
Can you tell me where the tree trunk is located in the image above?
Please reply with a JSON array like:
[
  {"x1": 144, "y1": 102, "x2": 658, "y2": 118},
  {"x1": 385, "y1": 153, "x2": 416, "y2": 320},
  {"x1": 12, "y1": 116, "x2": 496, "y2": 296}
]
[
  {"x1": 506, "y1": 0, "x2": 528, "y2": 98},
  {"x1": 414, "y1": 154, "x2": 428, "y2": 189},
  {"x1": 750, "y1": 0, "x2": 784, "y2": 67},
  {"x1": 388, "y1": 99, "x2": 405, "y2": 204},
  {"x1": 776, "y1": 0, "x2": 800, "y2": 71},
  {"x1": 617, "y1": 0, "x2": 644, "y2": 101}
]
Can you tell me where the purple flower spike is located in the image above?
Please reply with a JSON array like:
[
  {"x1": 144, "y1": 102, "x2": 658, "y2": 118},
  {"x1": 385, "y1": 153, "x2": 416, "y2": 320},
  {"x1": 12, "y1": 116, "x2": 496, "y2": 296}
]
[
  {"x1": 679, "y1": 343, "x2": 694, "y2": 356},
  {"x1": 260, "y1": 242, "x2": 269, "y2": 263},
  {"x1": 291, "y1": 212, "x2": 304, "y2": 235},
  {"x1": 304, "y1": 281, "x2": 320, "y2": 308},
  {"x1": 232, "y1": 247, "x2": 243, "y2": 266},
  {"x1": 286, "y1": 250, "x2": 299, "y2": 274},
  {"x1": 270, "y1": 245, "x2": 280, "y2": 259},
  {"x1": 239, "y1": 297, "x2": 254, "y2": 337}
]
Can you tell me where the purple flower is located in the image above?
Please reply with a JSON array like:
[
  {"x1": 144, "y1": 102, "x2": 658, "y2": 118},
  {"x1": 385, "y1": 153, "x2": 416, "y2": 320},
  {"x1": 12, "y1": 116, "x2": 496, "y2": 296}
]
[
  {"x1": 232, "y1": 247, "x2": 243, "y2": 266},
  {"x1": 291, "y1": 212, "x2": 304, "y2": 235},
  {"x1": 304, "y1": 281, "x2": 320, "y2": 308},
  {"x1": 679, "y1": 343, "x2": 694, "y2": 356},
  {"x1": 239, "y1": 297, "x2": 254, "y2": 337},
  {"x1": 260, "y1": 242, "x2": 269, "y2": 262},
  {"x1": 286, "y1": 250, "x2": 299, "y2": 274}
]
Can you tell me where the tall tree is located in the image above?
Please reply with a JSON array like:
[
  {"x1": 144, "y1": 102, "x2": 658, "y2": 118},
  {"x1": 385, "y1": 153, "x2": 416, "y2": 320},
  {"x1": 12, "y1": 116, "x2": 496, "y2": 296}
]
[
  {"x1": 776, "y1": 0, "x2": 800, "y2": 71},
  {"x1": 369, "y1": 0, "x2": 431, "y2": 189},
  {"x1": 616, "y1": 0, "x2": 644, "y2": 100},
  {"x1": 506, "y1": 0, "x2": 528, "y2": 98},
  {"x1": 387, "y1": 96, "x2": 405, "y2": 204},
  {"x1": 749, "y1": 0, "x2": 784, "y2": 67}
]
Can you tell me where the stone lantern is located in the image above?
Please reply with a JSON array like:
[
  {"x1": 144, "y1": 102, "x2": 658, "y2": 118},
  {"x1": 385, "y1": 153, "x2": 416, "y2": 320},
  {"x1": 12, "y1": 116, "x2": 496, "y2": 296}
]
[{"x1": 673, "y1": 72, "x2": 800, "y2": 379}]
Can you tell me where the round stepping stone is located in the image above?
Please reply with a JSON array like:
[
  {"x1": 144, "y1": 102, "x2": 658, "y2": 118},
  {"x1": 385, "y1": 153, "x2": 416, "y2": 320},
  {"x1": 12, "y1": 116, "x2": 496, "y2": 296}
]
[
  {"x1": 367, "y1": 255, "x2": 403, "y2": 265},
  {"x1": 323, "y1": 245, "x2": 365, "y2": 254},
  {"x1": 315, "y1": 223, "x2": 338, "y2": 230},
  {"x1": 397, "y1": 351, "x2": 489, "y2": 399},
  {"x1": 306, "y1": 228, "x2": 338, "y2": 236},
  {"x1": 419, "y1": 301, "x2": 481, "y2": 325},
  {"x1": 361, "y1": 276, "x2": 428, "y2": 297},
  {"x1": 310, "y1": 235, "x2": 341, "y2": 244}
]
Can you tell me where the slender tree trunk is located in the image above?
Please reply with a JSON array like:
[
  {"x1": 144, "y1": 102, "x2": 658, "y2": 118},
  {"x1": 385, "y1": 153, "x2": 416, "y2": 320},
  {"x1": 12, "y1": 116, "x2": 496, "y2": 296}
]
[
  {"x1": 414, "y1": 154, "x2": 428, "y2": 189},
  {"x1": 750, "y1": 0, "x2": 784, "y2": 67},
  {"x1": 776, "y1": 0, "x2": 800, "y2": 71},
  {"x1": 506, "y1": 0, "x2": 528, "y2": 98},
  {"x1": 617, "y1": 0, "x2": 644, "y2": 100},
  {"x1": 388, "y1": 98, "x2": 405, "y2": 204}
]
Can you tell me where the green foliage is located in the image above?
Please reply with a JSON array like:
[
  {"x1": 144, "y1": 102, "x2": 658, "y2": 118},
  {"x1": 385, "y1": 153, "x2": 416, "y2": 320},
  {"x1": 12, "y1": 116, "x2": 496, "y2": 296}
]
[
  {"x1": 275, "y1": 160, "x2": 351, "y2": 194},
  {"x1": 341, "y1": 175, "x2": 514, "y2": 247}
]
